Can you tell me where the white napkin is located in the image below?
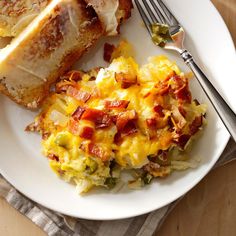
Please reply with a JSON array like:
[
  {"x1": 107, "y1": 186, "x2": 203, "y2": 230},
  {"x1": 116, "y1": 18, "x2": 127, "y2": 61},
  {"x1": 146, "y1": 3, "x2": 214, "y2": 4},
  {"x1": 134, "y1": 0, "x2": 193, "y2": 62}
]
[{"x1": 0, "y1": 139, "x2": 235, "y2": 236}]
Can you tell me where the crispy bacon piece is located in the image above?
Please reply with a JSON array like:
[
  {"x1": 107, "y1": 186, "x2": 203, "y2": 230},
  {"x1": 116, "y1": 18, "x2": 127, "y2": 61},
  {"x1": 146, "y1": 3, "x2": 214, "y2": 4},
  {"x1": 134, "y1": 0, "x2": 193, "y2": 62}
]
[
  {"x1": 143, "y1": 92, "x2": 151, "y2": 98},
  {"x1": 56, "y1": 71, "x2": 84, "y2": 92},
  {"x1": 114, "y1": 110, "x2": 138, "y2": 144},
  {"x1": 111, "y1": 115, "x2": 118, "y2": 123},
  {"x1": 171, "y1": 106, "x2": 187, "y2": 129},
  {"x1": 42, "y1": 132, "x2": 50, "y2": 140},
  {"x1": 169, "y1": 74, "x2": 189, "y2": 93},
  {"x1": 146, "y1": 118, "x2": 158, "y2": 139},
  {"x1": 104, "y1": 43, "x2": 115, "y2": 63},
  {"x1": 155, "y1": 74, "x2": 191, "y2": 103},
  {"x1": 116, "y1": 110, "x2": 137, "y2": 131},
  {"x1": 80, "y1": 142, "x2": 109, "y2": 162},
  {"x1": 153, "y1": 105, "x2": 164, "y2": 117},
  {"x1": 25, "y1": 121, "x2": 39, "y2": 132},
  {"x1": 67, "y1": 86, "x2": 91, "y2": 103},
  {"x1": 81, "y1": 108, "x2": 112, "y2": 129},
  {"x1": 178, "y1": 105, "x2": 187, "y2": 118},
  {"x1": 173, "y1": 134, "x2": 191, "y2": 150},
  {"x1": 156, "y1": 82, "x2": 169, "y2": 96},
  {"x1": 68, "y1": 117, "x2": 94, "y2": 139},
  {"x1": 114, "y1": 120, "x2": 137, "y2": 145},
  {"x1": 68, "y1": 118, "x2": 80, "y2": 135},
  {"x1": 114, "y1": 132, "x2": 122, "y2": 145},
  {"x1": 189, "y1": 116, "x2": 203, "y2": 135},
  {"x1": 169, "y1": 75, "x2": 191, "y2": 103},
  {"x1": 88, "y1": 143, "x2": 106, "y2": 160},
  {"x1": 79, "y1": 126, "x2": 94, "y2": 139},
  {"x1": 56, "y1": 80, "x2": 77, "y2": 93},
  {"x1": 104, "y1": 100, "x2": 130, "y2": 109},
  {"x1": 146, "y1": 116, "x2": 167, "y2": 137},
  {"x1": 26, "y1": 112, "x2": 50, "y2": 140},
  {"x1": 115, "y1": 72, "x2": 137, "y2": 89},
  {"x1": 122, "y1": 121, "x2": 137, "y2": 136},
  {"x1": 48, "y1": 154, "x2": 59, "y2": 162},
  {"x1": 146, "y1": 118, "x2": 157, "y2": 128},
  {"x1": 88, "y1": 143, "x2": 110, "y2": 161},
  {"x1": 72, "y1": 106, "x2": 85, "y2": 121},
  {"x1": 174, "y1": 85, "x2": 192, "y2": 103},
  {"x1": 155, "y1": 76, "x2": 171, "y2": 96},
  {"x1": 63, "y1": 70, "x2": 84, "y2": 82}
]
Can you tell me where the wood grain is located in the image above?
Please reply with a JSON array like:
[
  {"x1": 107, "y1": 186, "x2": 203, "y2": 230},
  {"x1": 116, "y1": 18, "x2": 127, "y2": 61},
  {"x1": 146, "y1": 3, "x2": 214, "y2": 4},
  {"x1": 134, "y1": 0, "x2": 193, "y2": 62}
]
[
  {"x1": 158, "y1": 161, "x2": 236, "y2": 236},
  {"x1": 0, "y1": 0, "x2": 235, "y2": 235},
  {"x1": 0, "y1": 199, "x2": 45, "y2": 236},
  {"x1": 159, "y1": 0, "x2": 236, "y2": 234},
  {"x1": 212, "y1": 0, "x2": 236, "y2": 44}
]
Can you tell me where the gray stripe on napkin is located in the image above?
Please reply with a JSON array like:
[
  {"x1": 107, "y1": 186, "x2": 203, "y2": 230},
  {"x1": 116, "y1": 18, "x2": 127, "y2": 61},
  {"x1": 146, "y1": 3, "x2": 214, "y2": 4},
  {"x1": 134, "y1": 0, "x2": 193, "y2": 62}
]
[
  {"x1": 0, "y1": 139, "x2": 235, "y2": 236},
  {"x1": 0, "y1": 186, "x2": 74, "y2": 236},
  {"x1": 123, "y1": 213, "x2": 149, "y2": 236}
]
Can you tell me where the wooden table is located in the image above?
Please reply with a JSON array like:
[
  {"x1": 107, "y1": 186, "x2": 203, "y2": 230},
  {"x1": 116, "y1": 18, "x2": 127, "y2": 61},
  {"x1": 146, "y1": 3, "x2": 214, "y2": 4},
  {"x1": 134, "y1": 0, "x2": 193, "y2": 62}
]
[{"x1": 0, "y1": 0, "x2": 235, "y2": 235}]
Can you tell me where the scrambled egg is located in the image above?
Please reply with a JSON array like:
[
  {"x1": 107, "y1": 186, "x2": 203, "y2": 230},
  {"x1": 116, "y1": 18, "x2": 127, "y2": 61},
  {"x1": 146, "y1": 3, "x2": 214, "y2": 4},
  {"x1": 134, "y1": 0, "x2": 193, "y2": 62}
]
[{"x1": 28, "y1": 43, "x2": 206, "y2": 193}]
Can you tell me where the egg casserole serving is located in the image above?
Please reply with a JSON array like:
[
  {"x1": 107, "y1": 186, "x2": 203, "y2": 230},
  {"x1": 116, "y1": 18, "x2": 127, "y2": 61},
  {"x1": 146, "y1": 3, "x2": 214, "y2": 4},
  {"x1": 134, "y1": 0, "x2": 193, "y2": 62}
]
[{"x1": 27, "y1": 45, "x2": 206, "y2": 193}]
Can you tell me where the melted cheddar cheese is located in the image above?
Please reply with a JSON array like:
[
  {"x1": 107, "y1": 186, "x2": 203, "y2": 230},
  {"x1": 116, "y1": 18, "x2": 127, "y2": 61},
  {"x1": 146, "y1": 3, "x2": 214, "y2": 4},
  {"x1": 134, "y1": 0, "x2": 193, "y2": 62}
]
[{"x1": 28, "y1": 52, "x2": 206, "y2": 193}]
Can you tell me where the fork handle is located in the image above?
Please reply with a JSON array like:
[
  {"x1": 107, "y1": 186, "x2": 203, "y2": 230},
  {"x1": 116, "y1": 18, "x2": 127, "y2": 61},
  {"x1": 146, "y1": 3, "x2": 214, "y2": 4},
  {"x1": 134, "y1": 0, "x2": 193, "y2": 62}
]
[{"x1": 180, "y1": 49, "x2": 236, "y2": 142}]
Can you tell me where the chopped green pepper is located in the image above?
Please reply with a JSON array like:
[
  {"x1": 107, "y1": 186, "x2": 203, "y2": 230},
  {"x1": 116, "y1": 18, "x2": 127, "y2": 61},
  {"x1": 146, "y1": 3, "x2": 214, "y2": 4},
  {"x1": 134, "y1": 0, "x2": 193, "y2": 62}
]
[
  {"x1": 54, "y1": 132, "x2": 71, "y2": 149},
  {"x1": 142, "y1": 173, "x2": 153, "y2": 185},
  {"x1": 151, "y1": 23, "x2": 172, "y2": 47},
  {"x1": 85, "y1": 158, "x2": 98, "y2": 174},
  {"x1": 105, "y1": 177, "x2": 117, "y2": 189}
]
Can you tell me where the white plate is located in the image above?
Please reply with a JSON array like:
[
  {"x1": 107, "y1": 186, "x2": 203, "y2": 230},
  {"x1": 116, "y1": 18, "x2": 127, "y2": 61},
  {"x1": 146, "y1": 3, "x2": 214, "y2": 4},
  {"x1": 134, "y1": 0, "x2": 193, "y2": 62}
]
[{"x1": 0, "y1": 0, "x2": 235, "y2": 220}]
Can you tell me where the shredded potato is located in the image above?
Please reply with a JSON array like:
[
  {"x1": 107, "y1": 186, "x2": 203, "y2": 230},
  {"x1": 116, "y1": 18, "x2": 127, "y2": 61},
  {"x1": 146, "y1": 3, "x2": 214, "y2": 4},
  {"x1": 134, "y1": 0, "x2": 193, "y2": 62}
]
[{"x1": 27, "y1": 42, "x2": 206, "y2": 194}]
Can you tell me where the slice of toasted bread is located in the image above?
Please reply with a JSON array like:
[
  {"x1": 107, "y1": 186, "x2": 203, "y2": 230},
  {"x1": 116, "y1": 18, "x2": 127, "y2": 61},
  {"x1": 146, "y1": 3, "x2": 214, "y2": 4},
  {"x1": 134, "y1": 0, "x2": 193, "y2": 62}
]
[
  {"x1": 0, "y1": 0, "x2": 51, "y2": 37},
  {"x1": 0, "y1": 0, "x2": 132, "y2": 109},
  {"x1": 0, "y1": 0, "x2": 104, "y2": 109},
  {"x1": 85, "y1": 0, "x2": 133, "y2": 35}
]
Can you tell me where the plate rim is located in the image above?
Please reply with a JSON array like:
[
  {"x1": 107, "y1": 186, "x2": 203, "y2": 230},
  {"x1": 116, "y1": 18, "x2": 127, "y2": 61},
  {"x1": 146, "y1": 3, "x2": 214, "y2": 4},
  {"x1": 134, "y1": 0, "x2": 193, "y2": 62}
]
[
  {"x1": 0, "y1": 0, "x2": 233, "y2": 220},
  {"x1": 0, "y1": 136, "x2": 230, "y2": 221}
]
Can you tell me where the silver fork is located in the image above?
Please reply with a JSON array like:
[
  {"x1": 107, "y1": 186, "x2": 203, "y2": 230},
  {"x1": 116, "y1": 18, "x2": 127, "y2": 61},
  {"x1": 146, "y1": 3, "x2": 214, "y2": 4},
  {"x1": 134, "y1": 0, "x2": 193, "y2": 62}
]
[{"x1": 135, "y1": 0, "x2": 236, "y2": 142}]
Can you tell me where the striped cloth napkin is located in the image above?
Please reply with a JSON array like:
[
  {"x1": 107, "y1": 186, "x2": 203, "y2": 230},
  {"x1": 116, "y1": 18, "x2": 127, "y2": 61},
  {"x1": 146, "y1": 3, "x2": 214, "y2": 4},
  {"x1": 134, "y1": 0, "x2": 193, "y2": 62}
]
[{"x1": 0, "y1": 139, "x2": 235, "y2": 236}]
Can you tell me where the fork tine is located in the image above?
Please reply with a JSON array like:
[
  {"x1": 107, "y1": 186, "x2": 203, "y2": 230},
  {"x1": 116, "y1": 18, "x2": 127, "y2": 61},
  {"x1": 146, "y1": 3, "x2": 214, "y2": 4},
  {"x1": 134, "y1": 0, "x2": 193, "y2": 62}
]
[
  {"x1": 134, "y1": 0, "x2": 152, "y2": 35},
  {"x1": 154, "y1": 0, "x2": 179, "y2": 26},
  {"x1": 149, "y1": 0, "x2": 166, "y2": 24},
  {"x1": 142, "y1": 0, "x2": 158, "y2": 23}
]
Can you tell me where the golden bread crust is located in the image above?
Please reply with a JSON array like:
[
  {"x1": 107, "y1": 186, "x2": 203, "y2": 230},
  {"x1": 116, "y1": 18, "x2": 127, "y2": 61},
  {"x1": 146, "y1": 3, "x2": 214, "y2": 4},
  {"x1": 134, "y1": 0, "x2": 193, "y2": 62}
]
[
  {"x1": 0, "y1": 0, "x2": 133, "y2": 109},
  {"x1": 0, "y1": 0, "x2": 103, "y2": 109},
  {"x1": 0, "y1": 0, "x2": 51, "y2": 37}
]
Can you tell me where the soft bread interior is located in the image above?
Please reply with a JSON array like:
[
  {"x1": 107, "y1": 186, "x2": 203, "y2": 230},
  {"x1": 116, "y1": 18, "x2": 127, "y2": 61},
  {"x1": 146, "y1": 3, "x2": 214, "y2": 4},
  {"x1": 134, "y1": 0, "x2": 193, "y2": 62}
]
[
  {"x1": 85, "y1": 0, "x2": 119, "y2": 36},
  {"x1": 85, "y1": 0, "x2": 133, "y2": 36}
]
